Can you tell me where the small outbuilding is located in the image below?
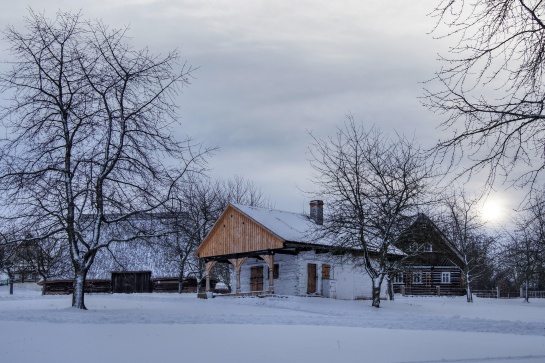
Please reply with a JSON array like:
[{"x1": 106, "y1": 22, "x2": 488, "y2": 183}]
[
  {"x1": 196, "y1": 201, "x2": 393, "y2": 300},
  {"x1": 111, "y1": 271, "x2": 152, "y2": 294}
]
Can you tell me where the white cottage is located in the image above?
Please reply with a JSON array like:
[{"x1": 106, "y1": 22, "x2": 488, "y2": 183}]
[{"x1": 196, "y1": 201, "x2": 390, "y2": 300}]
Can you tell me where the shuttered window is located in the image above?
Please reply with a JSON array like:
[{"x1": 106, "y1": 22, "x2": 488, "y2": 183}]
[{"x1": 322, "y1": 264, "x2": 331, "y2": 279}]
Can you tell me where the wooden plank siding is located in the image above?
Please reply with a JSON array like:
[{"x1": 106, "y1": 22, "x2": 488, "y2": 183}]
[{"x1": 196, "y1": 205, "x2": 285, "y2": 258}]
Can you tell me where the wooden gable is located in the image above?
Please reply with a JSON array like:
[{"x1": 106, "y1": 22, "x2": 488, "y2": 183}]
[
  {"x1": 196, "y1": 205, "x2": 285, "y2": 258},
  {"x1": 397, "y1": 215, "x2": 465, "y2": 268}
]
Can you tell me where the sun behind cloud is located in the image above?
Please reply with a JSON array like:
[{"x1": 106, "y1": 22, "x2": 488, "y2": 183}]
[{"x1": 480, "y1": 196, "x2": 507, "y2": 226}]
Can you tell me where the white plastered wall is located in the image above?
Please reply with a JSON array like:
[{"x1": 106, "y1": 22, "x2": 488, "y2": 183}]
[{"x1": 230, "y1": 250, "x2": 388, "y2": 300}]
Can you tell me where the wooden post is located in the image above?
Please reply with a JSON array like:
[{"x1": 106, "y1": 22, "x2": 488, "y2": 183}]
[
  {"x1": 205, "y1": 261, "x2": 217, "y2": 292},
  {"x1": 228, "y1": 258, "x2": 247, "y2": 295},
  {"x1": 259, "y1": 254, "x2": 274, "y2": 294}
]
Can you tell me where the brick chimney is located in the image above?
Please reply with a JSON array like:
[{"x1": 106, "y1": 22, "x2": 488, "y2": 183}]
[{"x1": 310, "y1": 200, "x2": 324, "y2": 225}]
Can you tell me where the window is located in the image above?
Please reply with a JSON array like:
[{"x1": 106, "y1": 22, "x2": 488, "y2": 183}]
[
  {"x1": 423, "y1": 243, "x2": 433, "y2": 252},
  {"x1": 322, "y1": 264, "x2": 331, "y2": 279},
  {"x1": 441, "y1": 272, "x2": 451, "y2": 284},
  {"x1": 412, "y1": 272, "x2": 422, "y2": 284},
  {"x1": 392, "y1": 273, "x2": 404, "y2": 284}
]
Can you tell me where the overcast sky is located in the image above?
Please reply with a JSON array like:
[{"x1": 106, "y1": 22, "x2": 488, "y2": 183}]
[{"x1": 0, "y1": 1, "x2": 516, "y2": 223}]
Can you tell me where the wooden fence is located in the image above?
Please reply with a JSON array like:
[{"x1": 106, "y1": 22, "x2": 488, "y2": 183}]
[
  {"x1": 396, "y1": 285, "x2": 465, "y2": 296},
  {"x1": 40, "y1": 276, "x2": 229, "y2": 295},
  {"x1": 39, "y1": 279, "x2": 111, "y2": 295},
  {"x1": 527, "y1": 290, "x2": 545, "y2": 299},
  {"x1": 471, "y1": 288, "x2": 545, "y2": 299}
]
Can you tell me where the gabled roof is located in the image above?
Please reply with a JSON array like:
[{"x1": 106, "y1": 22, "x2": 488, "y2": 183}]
[
  {"x1": 231, "y1": 204, "x2": 322, "y2": 244},
  {"x1": 196, "y1": 203, "x2": 405, "y2": 259},
  {"x1": 399, "y1": 213, "x2": 465, "y2": 265}
]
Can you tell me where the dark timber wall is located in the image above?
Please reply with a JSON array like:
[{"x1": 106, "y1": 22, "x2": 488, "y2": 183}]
[{"x1": 111, "y1": 271, "x2": 152, "y2": 293}]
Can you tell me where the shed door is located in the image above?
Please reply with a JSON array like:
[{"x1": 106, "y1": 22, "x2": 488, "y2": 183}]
[
  {"x1": 307, "y1": 263, "x2": 317, "y2": 294},
  {"x1": 250, "y1": 266, "x2": 264, "y2": 292}
]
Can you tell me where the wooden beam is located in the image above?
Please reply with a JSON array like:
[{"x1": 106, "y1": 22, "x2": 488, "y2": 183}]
[
  {"x1": 228, "y1": 257, "x2": 248, "y2": 295},
  {"x1": 259, "y1": 254, "x2": 275, "y2": 294},
  {"x1": 205, "y1": 261, "x2": 217, "y2": 292}
]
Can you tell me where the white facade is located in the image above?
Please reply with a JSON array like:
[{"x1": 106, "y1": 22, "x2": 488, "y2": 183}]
[{"x1": 231, "y1": 250, "x2": 388, "y2": 300}]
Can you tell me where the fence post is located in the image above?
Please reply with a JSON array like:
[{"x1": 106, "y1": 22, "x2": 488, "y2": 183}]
[
  {"x1": 496, "y1": 286, "x2": 500, "y2": 299},
  {"x1": 436, "y1": 286, "x2": 440, "y2": 296}
]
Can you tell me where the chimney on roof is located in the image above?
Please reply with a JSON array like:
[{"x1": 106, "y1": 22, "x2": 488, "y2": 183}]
[{"x1": 310, "y1": 200, "x2": 324, "y2": 225}]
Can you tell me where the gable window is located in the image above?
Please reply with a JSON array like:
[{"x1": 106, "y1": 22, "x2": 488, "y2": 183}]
[
  {"x1": 423, "y1": 243, "x2": 433, "y2": 252},
  {"x1": 441, "y1": 272, "x2": 451, "y2": 284},
  {"x1": 412, "y1": 272, "x2": 422, "y2": 284}
]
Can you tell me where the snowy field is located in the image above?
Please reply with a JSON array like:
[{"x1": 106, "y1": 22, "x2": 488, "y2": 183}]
[{"x1": 1, "y1": 284, "x2": 545, "y2": 363}]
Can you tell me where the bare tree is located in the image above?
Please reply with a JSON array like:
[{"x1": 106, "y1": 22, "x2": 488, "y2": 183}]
[
  {"x1": 17, "y1": 235, "x2": 71, "y2": 295},
  {"x1": 220, "y1": 174, "x2": 272, "y2": 208},
  {"x1": 504, "y1": 191, "x2": 545, "y2": 302},
  {"x1": 0, "y1": 10, "x2": 207, "y2": 309},
  {"x1": 0, "y1": 231, "x2": 18, "y2": 294},
  {"x1": 439, "y1": 189, "x2": 496, "y2": 302},
  {"x1": 160, "y1": 176, "x2": 223, "y2": 293},
  {"x1": 308, "y1": 116, "x2": 435, "y2": 307},
  {"x1": 425, "y1": 1, "x2": 545, "y2": 191},
  {"x1": 160, "y1": 174, "x2": 271, "y2": 293}
]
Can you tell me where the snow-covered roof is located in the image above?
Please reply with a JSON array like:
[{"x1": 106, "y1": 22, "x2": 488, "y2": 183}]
[
  {"x1": 230, "y1": 203, "x2": 324, "y2": 245},
  {"x1": 230, "y1": 204, "x2": 407, "y2": 256}
]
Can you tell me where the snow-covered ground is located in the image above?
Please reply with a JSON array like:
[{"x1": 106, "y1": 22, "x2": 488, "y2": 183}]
[{"x1": 1, "y1": 284, "x2": 544, "y2": 363}]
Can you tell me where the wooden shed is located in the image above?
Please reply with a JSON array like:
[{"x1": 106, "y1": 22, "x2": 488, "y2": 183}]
[{"x1": 111, "y1": 271, "x2": 152, "y2": 294}]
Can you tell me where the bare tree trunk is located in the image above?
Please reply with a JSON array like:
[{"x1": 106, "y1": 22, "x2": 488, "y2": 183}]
[
  {"x1": 178, "y1": 268, "x2": 184, "y2": 294},
  {"x1": 388, "y1": 278, "x2": 394, "y2": 301},
  {"x1": 524, "y1": 279, "x2": 529, "y2": 303},
  {"x1": 372, "y1": 277, "x2": 382, "y2": 308},
  {"x1": 41, "y1": 279, "x2": 47, "y2": 296},
  {"x1": 72, "y1": 269, "x2": 87, "y2": 310},
  {"x1": 466, "y1": 271, "x2": 473, "y2": 303}
]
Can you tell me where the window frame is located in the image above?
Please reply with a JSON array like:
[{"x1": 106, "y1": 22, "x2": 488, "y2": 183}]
[
  {"x1": 441, "y1": 272, "x2": 451, "y2": 284},
  {"x1": 412, "y1": 271, "x2": 422, "y2": 284},
  {"x1": 392, "y1": 272, "x2": 404, "y2": 284}
]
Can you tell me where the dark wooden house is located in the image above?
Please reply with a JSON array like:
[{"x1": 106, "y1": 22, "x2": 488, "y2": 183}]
[{"x1": 393, "y1": 214, "x2": 465, "y2": 296}]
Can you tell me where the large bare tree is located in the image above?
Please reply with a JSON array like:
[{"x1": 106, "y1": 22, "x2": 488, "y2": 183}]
[
  {"x1": 308, "y1": 117, "x2": 435, "y2": 307},
  {"x1": 0, "y1": 10, "x2": 207, "y2": 309},
  {"x1": 426, "y1": 1, "x2": 545, "y2": 191}
]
